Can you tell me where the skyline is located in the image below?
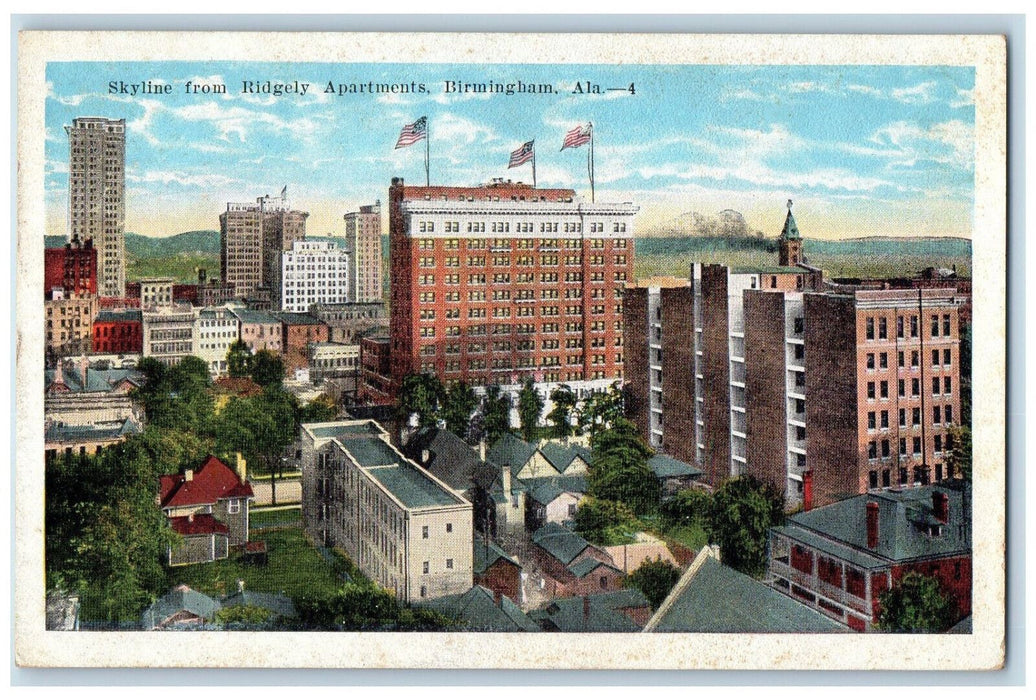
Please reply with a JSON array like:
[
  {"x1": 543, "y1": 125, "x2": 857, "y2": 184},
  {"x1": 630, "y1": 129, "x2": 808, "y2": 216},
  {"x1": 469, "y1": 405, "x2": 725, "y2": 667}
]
[{"x1": 45, "y1": 61, "x2": 975, "y2": 241}]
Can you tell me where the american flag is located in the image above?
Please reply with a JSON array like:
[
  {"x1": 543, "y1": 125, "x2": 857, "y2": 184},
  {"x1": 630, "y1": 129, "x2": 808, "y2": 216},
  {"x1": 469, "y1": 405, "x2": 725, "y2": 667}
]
[
  {"x1": 394, "y1": 117, "x2": 427, "y2": 149},
  {"x1": 561, "y1": 123, "x2": 592, "y2": 150},
  {"x1": 508, "y1": 140, "x2": 535, "y2": 168}
]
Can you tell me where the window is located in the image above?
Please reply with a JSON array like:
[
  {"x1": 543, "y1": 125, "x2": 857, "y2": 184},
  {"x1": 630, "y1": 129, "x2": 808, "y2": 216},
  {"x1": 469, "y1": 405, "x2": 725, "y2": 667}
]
[
  {"x1": 913, "y1": 437, "x2": 922, "y2": 455},
  {"x1": 446, "y1": 522, "x2": 453, "y2": 533},
  {"x1": 227, "y1": 499, "x2": 240, "y2": 515},
  {"x1": 794, "y1": 317, "x2": 804, "y2": 334},
  {"x1": 945, "y1": 405, "x2": 953, "y2": 424},
  {"x1": 898, "y1": 379, "x2": 906, "y2": 397},
  {"x1": 913, "y1": 407, "x2": 921, "y2": 426},
  {"x1": 866, "y1": 353, "x2": 875, "y2": 369},
  {"x1": 898, "y1": 351, "x2": 905, "y2": 368},
  {"x1": 446, "y1": 558, "x2": 454, "y2": 569},
  {"x1": 865, "y1": 317, "x2": 875, "y2": 340},
  {"x1": 879, "y1": 353, "x2": 888, "y2": 369},
  {"x1": 869, "y1": 470, "x2": 879, "y2": 489},
  {"x1": 912, "y1": 378, "x2": 920, "y2": 396},
  {"x1": 933, "y1": 377, "x2": 941, "y2": 395},
  {"x1": 931, "y1": 315, "x2": 940, "y2": 337},
  {"x1": 897, "y1": 316, "x2": 905, "y2": 338},
  {"x1": 882, "y1": 469, "x2": 891, "y2": 487},
  {"x1": 868, "y1": 412, "x2": 876, "y2": 430},
  {"x1": 422, "y1": 526, "x2": 429, "y2": 539},
  {"x1": 423, "y1": 561, "x2": 430, "y2": 574},
  {"x1": 882, "y1": 440, "x2": 890, "y2": 458},
  {"x1": 943, "y1": 314, "x2": 951, "y2": 336},
  {"x1": 600, "y1": 576, "x2": 608, "y2": 589},
  {"x1": 944, "y1": 377, "x2": 952, "y2": 394},
  {"x1": 880, "y1": 381, "x2": 889, "y2": 399},
  {"x1": 878, "y1": 317, "x2": 888, "y2": 339},
  {"x1": 867, "y1": 382, "x2": 875, "y2": 400},
  {"x1": 944, "y1": 348, "x2": 952, "y2": 366},
  {"x1": 880, "y1": 411, "x2": 889, "y2": 429},
  {"x1": 420, "y1": 586, "x2": 427, "y2": 598},
  {"x1": 868, "y1": 441, "x2": 878, "y2": 459}
]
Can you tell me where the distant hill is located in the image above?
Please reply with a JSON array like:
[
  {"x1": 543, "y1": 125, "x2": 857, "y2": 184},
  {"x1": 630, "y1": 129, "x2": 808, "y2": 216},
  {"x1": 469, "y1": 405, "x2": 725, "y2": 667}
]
[
  {"x1": 637, "y1": 235, "x2": 971, "y2": 259},
  {"x1": 45, "y1": 230, "x2": 221, "y2": 257}
]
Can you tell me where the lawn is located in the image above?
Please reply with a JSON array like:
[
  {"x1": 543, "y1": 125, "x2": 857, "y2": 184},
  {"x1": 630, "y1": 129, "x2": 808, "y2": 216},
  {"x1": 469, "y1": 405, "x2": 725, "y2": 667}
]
[
  {"x1": 250, "y1": 506, "x2": 302, "y2": 528},
  {"x1": 167, "y1": 526, "x2": 350, "y2": 600}
]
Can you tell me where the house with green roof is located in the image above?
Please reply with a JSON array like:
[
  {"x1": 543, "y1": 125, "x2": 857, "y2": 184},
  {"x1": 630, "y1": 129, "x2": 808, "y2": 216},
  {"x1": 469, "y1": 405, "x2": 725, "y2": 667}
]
[
  {"x1": 644, "y1": 547, "x2": 846, "y2": 634},
  {"x1": 140, "y1": 585, "x2": 222, "y2": 630},
  {"x1": 523, "y1": 474, "x2": 588, "y2": 531},
  {"x1": 473, "y1": 534, "x2": 523, "y2": 603},
  {"x1": 768, "y1": 482, "x2": 972, "y2": 632},
  {"x1": 530, "y1": 522, "x2": 624, "y2": 599},
  {"x1": 418, "y1": 585, "x2": 539, "y2": 632},
  {"x1": 298, "y1": 419, "x2": 474, "y2": 603},
  {"x1": 530, "y1": 589, "x2": 652, "y2": 632}
]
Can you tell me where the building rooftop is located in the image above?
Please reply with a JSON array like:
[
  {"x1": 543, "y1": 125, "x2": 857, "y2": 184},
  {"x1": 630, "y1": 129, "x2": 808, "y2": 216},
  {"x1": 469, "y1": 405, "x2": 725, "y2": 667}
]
[
  {"x1": 647, "y1": 453, "x2": 703, "y2": 480},
  {"x1": 404, "y1": 427, "x2": 499, "y2": 493},
  {"x1": 781, "y1": 207, "x2": 801, "y2": 240},
  {"x1": 339, "y1": 436, "x2": 465, "y2": 510},
  {"x1": 523, "y1": 475, "x2": 588, "y2": 507},
  {"x1": 276, "y1": 312, "x2": 325, "y2": 326},
  {"x1": 539, "y1": 442, "x2": 592, "y2": 474},
  {"x1": 418, "y1": 586, "x2": 539, "y2": 632},
  {"x1": 531, "y1": 522, "x2": 593, "y2": 565},
  {"x1": 45, "y1": 417, "x2": 142, "y2": 444},
  {"x1": 95, "y1": 309, "x2": 142, "y2": 324},
  {"x1": 780, "y1": 483, "x2": 971, "y2": 565},
  {"x1": 473, "y1": 536, "x2": 519, "y2": 575},
  {"x1": 530, "y1": 590, "x2": 650, "y2": 633},
  {"x1": 487, "y1": 433, "x2": 538, "y2": 477},
  {"x1": 159, "y1": 455, "x2": 254, "y2": 510},
  {"x1": 231, "y1": 308, "x2": 281, "y2": 325},
  {"x1": 304, "y1": 420, "x2": 385, "y2": 441},
  {"x1": 732, "y1": 265, "x2": 809, "y2": 275},
  {"x1": 140, "y1": 586, "x2": 220, "y2": 630},
  {"x1": 647, "y1": 550, "x2": 845, "y2": 633},
  {"x1": 45, "y1": 365, "x2": 144, "y2": 394}
]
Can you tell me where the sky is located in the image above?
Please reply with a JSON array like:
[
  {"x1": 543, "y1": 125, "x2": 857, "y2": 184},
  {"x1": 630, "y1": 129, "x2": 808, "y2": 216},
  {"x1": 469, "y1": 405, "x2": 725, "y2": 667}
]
[{"x1": 44, "y1": 61, "x2": 975, "y2": 240}]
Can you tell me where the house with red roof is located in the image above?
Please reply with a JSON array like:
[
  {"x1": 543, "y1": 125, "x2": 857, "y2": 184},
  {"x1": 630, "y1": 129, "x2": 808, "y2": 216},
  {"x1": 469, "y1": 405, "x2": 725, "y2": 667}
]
[{"x1": 159, "y1": 455, "x2": 255, "y2": 566}]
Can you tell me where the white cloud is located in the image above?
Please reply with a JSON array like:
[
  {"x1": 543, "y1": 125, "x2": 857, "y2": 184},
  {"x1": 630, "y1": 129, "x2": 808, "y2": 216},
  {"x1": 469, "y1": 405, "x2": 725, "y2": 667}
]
[
  {"x1": 891, "y1": 81, "x2": 938, "y2": 104},
  {"x1": 846, "y1": 84, "x2": 884, "y2": 98},
  {"x1": 950, "y1": 87, "x2": 975, "y2": 109},
  {"x1": 128, "y1": 170, "x2": 239, "y2": 188},
  {"x1": 868, "y1": 119, "x2": 974, "y2": 170}
]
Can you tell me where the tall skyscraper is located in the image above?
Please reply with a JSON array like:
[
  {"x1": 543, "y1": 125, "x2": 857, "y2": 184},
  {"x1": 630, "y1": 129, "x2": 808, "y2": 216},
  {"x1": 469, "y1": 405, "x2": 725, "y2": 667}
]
[
  {"x1": 220, "y1": 190, "x2": 308, "y2": 299},
  {"x1": 65, "y1": 117, "x2": 126, "y2": 298},
  {"x1": 376, "y1": 177, "x2": 636, "y2": 403},
  {"x1": 344, "y1": 201, "x2": 383, "y2": 303}
]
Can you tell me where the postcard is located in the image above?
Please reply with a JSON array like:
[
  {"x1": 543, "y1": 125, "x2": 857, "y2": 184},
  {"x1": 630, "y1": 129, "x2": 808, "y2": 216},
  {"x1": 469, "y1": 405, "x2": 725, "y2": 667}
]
[{"x1": 16, "y1": 30, "x2": 1006, "y2": 670}]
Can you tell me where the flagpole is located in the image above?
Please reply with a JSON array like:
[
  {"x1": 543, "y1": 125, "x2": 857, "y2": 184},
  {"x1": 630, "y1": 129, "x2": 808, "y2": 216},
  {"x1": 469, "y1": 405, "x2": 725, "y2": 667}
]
[
  {"x1": 425, "y1": 117, "x2": 430, "y2": 186},
  {"x1": 532, "y1": 143, "x2": 537, "y2": 188},
  {"x1": 588, "y1": 121, "x2": 595, "y2": 204}
]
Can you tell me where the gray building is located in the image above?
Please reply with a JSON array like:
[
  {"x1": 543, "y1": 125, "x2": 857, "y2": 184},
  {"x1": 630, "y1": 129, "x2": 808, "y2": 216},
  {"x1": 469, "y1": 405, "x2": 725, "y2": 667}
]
[{"x1": 65, "y1": 117, "x2": 126, "y2": 298}]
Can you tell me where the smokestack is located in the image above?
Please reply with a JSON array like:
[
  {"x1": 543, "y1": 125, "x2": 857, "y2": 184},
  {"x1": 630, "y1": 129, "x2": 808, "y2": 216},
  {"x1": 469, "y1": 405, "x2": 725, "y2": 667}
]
[
  {"x1": 802, "y1": 470, "x2": 814, "y2": 512},
  {"x1": 185, "y1": 469, "x2": 194, "y2": 482},
  {"x1": 866, "y1": 502, "x2": 880, "y2": 549},
  {"x1": 933, "y1": 491, "x2": 949, "y2": 523}
]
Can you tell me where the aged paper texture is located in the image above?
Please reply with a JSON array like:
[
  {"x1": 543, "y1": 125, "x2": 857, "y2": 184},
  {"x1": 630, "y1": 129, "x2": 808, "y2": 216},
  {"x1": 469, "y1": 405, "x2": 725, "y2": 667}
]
[{"x1": 16, "y1": 31, "x2": 1006, "y2": 670}]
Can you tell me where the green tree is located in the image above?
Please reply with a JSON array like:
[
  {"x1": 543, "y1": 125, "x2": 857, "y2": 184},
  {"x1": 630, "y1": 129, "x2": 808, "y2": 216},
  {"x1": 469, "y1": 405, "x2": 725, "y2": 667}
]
[
  {"x1": 959, "y1": 322, "x2": 972, "y2": 426},
  {"x1": 480, "y1": 384, "x2": 512, "y2": 445},
  {"x1": 660, "y1": 488, "x2": 714, "y2": 530},
  {"x1": 546, "y1": 384, "x2": 577, "y2": 438},
  {"x1": 587, "y1": 418, "x2": 659, "y2": 514},
  {"x1": 45, "y1": 438, "x2": 178, "y2": 622},
  {"x1": 226, "y1": 339, "x2": 253, "y2": 379},
  {"x1": 579, "y1": 381, "x2": 625, "y2": 445},
  {"x1": 442, "y1": 381, "x2": 478, "y2": 438},
  {"x1": 298, "y1": 394, "x2": 338, "y2": 424},
  {"x1": 131, "y1": 356, "x2": 214, "y2": 435},
  {"x1": 573, "y1": 497, "x2": 639, "y2": 546},
  {"x1": 294, "y1": 583, "x2": 457, "y2": 631},
  {"x1": 396, "y1": 373, "x2": 445, "y2": 436},
  {"x1": 707, "y1": 476, "x2": 784, "y2": 577},
  {"x1": 216, "y1": 386, "x2": 299, "y2": 504},
  {"x1": 877, "y1": 572, "x2": 956, "y2": 633},
  {"x1": 216, "y1": 604, "x2": 277, "y2": 628},
  {"x1": 946, "y1": 424, "x2": 972, "y2": 482},
  {"x1": 517, "y1": 378, "x2": 544, "y2": 442},
  {"x1": 626, "y1": 557, "x2": 681, "y2": 610},
  {"x1": 250, "y1": 350, "x2": 285, "y2": 388}
]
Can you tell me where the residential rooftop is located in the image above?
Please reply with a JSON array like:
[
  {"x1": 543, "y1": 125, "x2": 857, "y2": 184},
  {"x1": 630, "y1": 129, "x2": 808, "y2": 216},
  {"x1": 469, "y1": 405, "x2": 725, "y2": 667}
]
[{"x1": 337, "y1": 435, "x2": 467, "y2": 510}]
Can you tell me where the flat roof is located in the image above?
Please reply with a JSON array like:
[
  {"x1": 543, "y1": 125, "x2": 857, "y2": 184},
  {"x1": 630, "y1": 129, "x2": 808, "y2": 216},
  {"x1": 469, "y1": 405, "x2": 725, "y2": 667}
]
[{"x1": 340, "y1": 436, "x2": 464, "y2": 510}]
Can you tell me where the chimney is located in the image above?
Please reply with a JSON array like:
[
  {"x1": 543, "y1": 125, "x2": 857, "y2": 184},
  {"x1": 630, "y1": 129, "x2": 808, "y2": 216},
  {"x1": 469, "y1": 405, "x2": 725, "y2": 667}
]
[
  {"x1": 493, "y1": 589, "x2": 502, "y2": 607},
  {"x1": 237, "y1": 579, "x2": 245, "y2": 593},
  {"x1": 185, "y1": 469, "x2": 194, "y2": 482},
  {"x1": 235, "y1": 452, "x2": 247, "y2": 482},
  {"x1": 187, "y1": 512, "x2": 194, "y2": 523},
  {"x1": 421, "y1": 449, "x2": 430, "y2": 464},
  {"x1": 479, "y1": 439, "x2": 486, "y2": 461},
  {"x1": 866, "y1": 501, "x2": 880, "y2": 549},
  {"x1": 802, "y1": 470, "x2": 814, "y2": 512},
  {"x1": 933, "y1": 491, "x2": 949, "y2": 523},
  {"x1": 79, "y1": 356, "x2": 89, "y2": 386},
  {"x1": 501, "y1": 463, "x2": 511, "y2": 501},
  {"x1": 198, "y1": 268, "x2": 207, "y2": 286},
  {"x1": 583, "y1": 596, "x2": 590, "y2": 622}
]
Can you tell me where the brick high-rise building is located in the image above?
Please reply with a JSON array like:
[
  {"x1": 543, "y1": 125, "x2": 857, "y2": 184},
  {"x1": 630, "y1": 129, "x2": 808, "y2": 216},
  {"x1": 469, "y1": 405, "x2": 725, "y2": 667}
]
[
  {"x1": 623, "y1": 205, "x2": 967, "y2": 508},
  {"x1": 65, "y1": 117, "x2": 126, "y2": 298},
  {"x1": 220, "y1": 191, "x2": 308, "y2": 299},
  {"x1": 378, "y1": 177, "x2": 636, "y2": 403},
  {"x1": 344, "y1": 201, "x2": 383, "y2": 303},
  {"x1": 44, "y1": 234, "x2": 97, "y2": 300}
]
